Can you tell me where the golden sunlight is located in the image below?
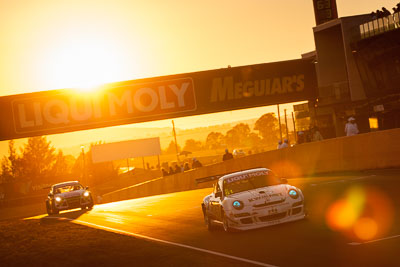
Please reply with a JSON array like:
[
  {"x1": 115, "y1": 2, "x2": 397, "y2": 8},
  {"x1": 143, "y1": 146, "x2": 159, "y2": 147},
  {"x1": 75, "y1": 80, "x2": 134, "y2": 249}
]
[{"x1": 42, "y1": 36, "x2": 131, "y2": 92}]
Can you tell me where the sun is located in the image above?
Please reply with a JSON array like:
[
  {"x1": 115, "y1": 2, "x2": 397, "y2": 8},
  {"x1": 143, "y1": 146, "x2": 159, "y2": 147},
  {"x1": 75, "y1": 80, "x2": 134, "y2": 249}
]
[{"x1": 41, "y1": 36, "x2": 131, "y2": 92}]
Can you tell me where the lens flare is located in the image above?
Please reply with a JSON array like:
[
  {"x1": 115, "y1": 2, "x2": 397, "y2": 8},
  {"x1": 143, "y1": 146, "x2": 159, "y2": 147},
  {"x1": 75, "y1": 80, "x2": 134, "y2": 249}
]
[
  {"x1": 325, "y1": 185, "x2": 394, "y2": 241},
  {"x1": 353, "y1": 217, "x2": 378, "y2": 240},
  {"x1": 325, "y1": 186, "x2": 365, "y2": 230}
]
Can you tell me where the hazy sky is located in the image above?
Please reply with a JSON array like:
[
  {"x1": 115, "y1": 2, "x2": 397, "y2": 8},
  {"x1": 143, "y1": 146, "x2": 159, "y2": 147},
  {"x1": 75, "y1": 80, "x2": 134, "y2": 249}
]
[{"x1": 0, "y1": 0, "x2": 398, "y2": 154}]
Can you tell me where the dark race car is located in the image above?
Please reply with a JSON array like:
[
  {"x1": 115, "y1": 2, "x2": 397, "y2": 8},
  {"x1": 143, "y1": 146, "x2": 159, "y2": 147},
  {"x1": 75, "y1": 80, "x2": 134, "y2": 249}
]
[{"x1": 46, "y1": 181, "x2": 94, "y2": 215}]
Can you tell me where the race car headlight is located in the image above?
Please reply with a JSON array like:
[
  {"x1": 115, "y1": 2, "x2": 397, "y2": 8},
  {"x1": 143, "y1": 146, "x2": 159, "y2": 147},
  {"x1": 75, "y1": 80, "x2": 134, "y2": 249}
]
[
  {"x1": 232, "y1": 200, "x2": 244, "y2": 210},
  {"x1": 83, "y1": 191, "x2": 90, "y2": 197},
  {"x1": 55, "y1": 196, "x2": 62, "y2": 202},
  {"x1": 288, "y1": 189, "x2": 299, "y2": 199}
]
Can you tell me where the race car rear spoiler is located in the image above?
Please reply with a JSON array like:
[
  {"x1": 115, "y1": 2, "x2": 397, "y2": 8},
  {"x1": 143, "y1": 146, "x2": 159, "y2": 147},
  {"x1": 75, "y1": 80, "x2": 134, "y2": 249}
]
[{"x1": 195, "y1": 175, "x2": 223, "y2": 184}]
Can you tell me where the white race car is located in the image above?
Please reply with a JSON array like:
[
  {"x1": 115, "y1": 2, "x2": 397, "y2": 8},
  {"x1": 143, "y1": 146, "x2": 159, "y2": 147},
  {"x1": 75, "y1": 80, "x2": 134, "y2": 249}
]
[
  {"x1": 201, "y1": 168, "x2": 306, "y2": 232},
  {"x1": 46, "y1": 181, "x2": 94, "y2": 215}
]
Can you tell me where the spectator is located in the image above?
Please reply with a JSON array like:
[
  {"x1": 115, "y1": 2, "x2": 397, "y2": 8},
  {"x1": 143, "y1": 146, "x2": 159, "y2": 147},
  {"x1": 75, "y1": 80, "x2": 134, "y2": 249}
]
[
  {"x1": 297, "y1": 131, "x2": 305, "y2": 144},
  {"x1": 192, "y1": 157, "x2": 203, "y2": 168},
  {"x1": 277, "y1": 140, "x2": 283, "y2": 149},
  {"x1": 184, "y1": 162, "x2": 191, "y2": 171},
  {"x1": 312, "y1": 126, "x2": 324, "y2": 141},
  {"x1": 162, "y1": 168, "x2": 169, "y2": 176},
  {"x1": 382, "y1": 7, "x2": 391, "y2": 17},
  {"x1": 393, "y1": 3, "x2": 400, "y2": 13},
  {"x1": 174, "y1": 164, "x2": 181, "y2": 174},
  {"x1": 168, "y1": 166, "x2": 174, "y2": 175},
  {"x1": 376, "y1": 9, "x2": 383, "y2": 18},
  {"x1": 280, "y1": 139, "x2": 289, "y2": 149},
  {"x1": 345, "y1": 117, "x2": 359, "y2": 136},
  {"x1": 222, "y1": 148, "x2": 234, "y2": 161}
]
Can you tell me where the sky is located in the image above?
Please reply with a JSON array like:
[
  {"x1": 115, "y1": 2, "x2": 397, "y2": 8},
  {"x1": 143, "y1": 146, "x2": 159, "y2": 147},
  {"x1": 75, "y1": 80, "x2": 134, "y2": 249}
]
[{"x1": 0, "y1": 0, "x2": 399, "y2": 155}]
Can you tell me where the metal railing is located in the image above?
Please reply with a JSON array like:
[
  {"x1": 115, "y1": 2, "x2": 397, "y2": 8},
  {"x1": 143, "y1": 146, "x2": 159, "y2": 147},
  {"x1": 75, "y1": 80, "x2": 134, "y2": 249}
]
[{"x1": 360, "y1": 12, "x2": 400, "y2": 39}]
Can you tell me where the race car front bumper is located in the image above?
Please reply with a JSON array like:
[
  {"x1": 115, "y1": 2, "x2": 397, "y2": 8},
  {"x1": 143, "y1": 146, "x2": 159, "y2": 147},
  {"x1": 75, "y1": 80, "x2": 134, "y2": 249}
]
[
  {"x1": 55, "y1": 196, "x2": 92, "y2": 210},
  {"x1": 227, "y1": 201, "x2": 306, "y2": 230}
]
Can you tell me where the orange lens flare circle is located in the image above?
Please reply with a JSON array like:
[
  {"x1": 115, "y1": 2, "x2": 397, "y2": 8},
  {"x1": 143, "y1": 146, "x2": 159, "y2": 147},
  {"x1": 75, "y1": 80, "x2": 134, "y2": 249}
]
[
  {"x1": 325, "y1": 186, "x2": 394, "y2": 241},
  {"x1": 353, "y1": 217, "x2": 378, "y2": 240}
]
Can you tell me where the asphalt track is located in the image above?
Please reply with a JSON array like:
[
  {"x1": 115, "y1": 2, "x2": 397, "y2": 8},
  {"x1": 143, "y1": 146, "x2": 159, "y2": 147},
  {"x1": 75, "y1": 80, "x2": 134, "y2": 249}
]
[{"x1": 39, "y1": 169, "x2": 400, "y2": 267}]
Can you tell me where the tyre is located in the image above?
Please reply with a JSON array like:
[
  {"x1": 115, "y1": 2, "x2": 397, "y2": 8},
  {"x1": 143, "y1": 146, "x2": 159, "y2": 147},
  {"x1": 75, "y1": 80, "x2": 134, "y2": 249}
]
[
  {"x1": 46, "y1": 201, "x2": 53, "y2": 215},
  {"x1": 52, "y1": 202, "x2": 59, "y2": 215},
  {"x1": 222, "y1": 211, "x2": 233, "y2": 232},
  {"x1": 204, "y1": 212, "x2": 214, "y2": 231},
  {"x1": 87, "y1": 197, "x2": 94, "y2": 210},
  {"x1": 202, "y1": 204, "x2": 214, "y2": 231}
]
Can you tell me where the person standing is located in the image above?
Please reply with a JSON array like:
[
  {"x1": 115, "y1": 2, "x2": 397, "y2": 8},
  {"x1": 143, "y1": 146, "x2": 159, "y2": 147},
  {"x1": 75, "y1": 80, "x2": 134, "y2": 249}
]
[
  {"x1": 280, "y1": 139, "x2": 289, "y2": 148},
  {"x1": 192, "y1": 158, "x2": 203, "y2": 168},
  {"x1": 345, "y1": 117, "x2": 359, "y2": 136},
  {"x1": 312, "y1": 126, "x2": 324, "y2": 141},
  {"x1": 222, "y1": 149, "x2": 234, "y2": 161},
  {"x1": 277, "y1": 140, "x2": 283, "y2": 149}
]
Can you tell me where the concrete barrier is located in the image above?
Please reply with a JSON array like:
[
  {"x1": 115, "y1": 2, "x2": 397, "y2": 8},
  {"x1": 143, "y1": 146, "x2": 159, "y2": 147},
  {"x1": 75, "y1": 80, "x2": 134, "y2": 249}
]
[{"x1": 102, "y1": 128, "x2": 400, "y2": 203}]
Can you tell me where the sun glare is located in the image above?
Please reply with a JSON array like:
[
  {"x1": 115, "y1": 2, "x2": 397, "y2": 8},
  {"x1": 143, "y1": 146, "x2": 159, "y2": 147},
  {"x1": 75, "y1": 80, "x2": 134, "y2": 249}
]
[{"x1": 42, "y1": 37, "x2": 131, "y2": 92}]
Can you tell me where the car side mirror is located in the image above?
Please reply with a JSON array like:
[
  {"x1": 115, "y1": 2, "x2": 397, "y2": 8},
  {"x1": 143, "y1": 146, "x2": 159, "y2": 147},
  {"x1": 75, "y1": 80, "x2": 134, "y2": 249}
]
[
  {"x1": 215, "y1": 192, "x2": 222, "y2": 198},
  {"x1": 48, "y1": 193, "x2": 53, "y2": 197},
  {"x1": 281, "y1": 178, "x2": 288, "y2": 184},
  {"x1": 85, "y1": 186, "x2": 89, "y2": 190}
]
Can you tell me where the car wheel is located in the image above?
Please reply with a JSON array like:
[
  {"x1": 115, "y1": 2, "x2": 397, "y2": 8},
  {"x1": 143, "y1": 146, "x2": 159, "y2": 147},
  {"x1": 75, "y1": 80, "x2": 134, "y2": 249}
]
[
  {"x1": 204, "y1": 212, "x2": 214, "y2": 231},
  {"x1": 52, "y1": 202, "x2": 59, "y2": 215},
  {"x1": 222, "y1": 211, "x2": 232, "y2": 232},
  {"x1": 46, "y1": 201, "x2": 53, "y2": 215},
  {"x1": 87, "y1": 197, "x2": 94, "y2": 210}
]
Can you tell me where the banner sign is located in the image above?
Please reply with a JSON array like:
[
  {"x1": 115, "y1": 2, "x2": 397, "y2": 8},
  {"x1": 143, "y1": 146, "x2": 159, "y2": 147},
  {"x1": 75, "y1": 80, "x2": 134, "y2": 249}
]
[
  {"x1": 313, "y1": 0, "x2": 338, "y2": 25},
  {"x1": 91, "y1": 137, "x2": 161, "y2": 163},
  {"x1": 0, "y1": 59, "x2": 317, "y2": 140}
]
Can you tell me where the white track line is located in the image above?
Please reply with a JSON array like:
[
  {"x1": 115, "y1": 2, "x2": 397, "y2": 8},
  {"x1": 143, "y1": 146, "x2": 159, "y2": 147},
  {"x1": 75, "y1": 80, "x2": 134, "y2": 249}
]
[
  {"x1": 348, "y1": 234, "x2": 400, "y2": 246},
  {"x1": 46, "y1": 216, "x2": 278, "y2": 267}
]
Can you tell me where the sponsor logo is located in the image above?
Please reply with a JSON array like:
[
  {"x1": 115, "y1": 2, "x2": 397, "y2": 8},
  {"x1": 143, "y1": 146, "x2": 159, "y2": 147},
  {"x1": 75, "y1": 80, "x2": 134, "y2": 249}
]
[
  {"x1": 225, "y1": 170, "x2": 268, "y2": 184},
  {"x1": 12, "y1": 78, "x2": 196, "y2": 133},
  {"x1": 248, "y1": 192, "x2": 283, "y2": 202},
  {"x1": 210, "y1": 75, "x2": 304, "y2": 102}
]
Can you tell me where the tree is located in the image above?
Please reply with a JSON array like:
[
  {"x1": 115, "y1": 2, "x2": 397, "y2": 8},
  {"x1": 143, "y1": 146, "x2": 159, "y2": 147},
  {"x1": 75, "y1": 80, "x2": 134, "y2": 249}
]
[
  {"x1": 84, "y1": 142, "x2": 118, "y2": 186},
  {"x1": 164, "y1": 141, "x2": 181, "y2": 154},
  {"x1": 20, "y1": 136, "x2": 56, "y2": 180},
  {"x1": 205, "y1": 132, "x2": 225, "y2": 150},
  {"x1": 1, "y1": 157, "x2": 12, "y2": 183},
  {"x1": 1, "y1": 140, "x2": 23, "y2": 182},
  {"x1": 182, "y1": 139, "x2": 203, "y2": 152},
  {"x1": 51, "y1": 150, "x2": 70, "y2": 176},
  {"x1": 225, "y1": 123, "x2": 251, "y2": 148},
  {"x1": 254, "y1": 113, "x2": 280, "y2": 146},
  {"x1": 246, "y1": 132, "x2": 262, "y2": 148}
]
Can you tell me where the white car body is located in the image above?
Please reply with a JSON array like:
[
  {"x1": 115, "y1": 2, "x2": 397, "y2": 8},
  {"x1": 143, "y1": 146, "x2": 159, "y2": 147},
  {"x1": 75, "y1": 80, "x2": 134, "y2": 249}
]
[
  {"x1": 46, "y1": 181, "x2": 93, "y2": 215},
  {"x1": 201, "y1": 168, "x2": 306, "y2": 231}
]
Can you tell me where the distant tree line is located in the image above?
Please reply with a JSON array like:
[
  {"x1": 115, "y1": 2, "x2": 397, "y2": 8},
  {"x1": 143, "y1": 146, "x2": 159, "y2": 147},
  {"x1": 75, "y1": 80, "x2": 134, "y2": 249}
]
[
  {"x1": 0, "y1": 137, "x2": 117, "y2": 196},
  {"x1": 163, "y1": 112, "x2": 282, "y2": 154}
]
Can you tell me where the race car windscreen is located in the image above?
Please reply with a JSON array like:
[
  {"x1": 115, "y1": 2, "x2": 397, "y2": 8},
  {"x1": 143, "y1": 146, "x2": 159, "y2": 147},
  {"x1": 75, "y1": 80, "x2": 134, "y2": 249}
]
[
  {"x1": 223, "y1": 170, "x2": 282, "y2": 196},
  {"x1": 54, "y1": 184, "x2": 83, "y2": 193}
]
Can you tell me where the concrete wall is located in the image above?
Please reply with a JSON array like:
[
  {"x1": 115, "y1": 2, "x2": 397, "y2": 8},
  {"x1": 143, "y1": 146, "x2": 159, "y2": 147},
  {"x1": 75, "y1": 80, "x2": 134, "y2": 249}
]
[{"x1": 102, "y1": 128, "x2": 400, "y2": 203}]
